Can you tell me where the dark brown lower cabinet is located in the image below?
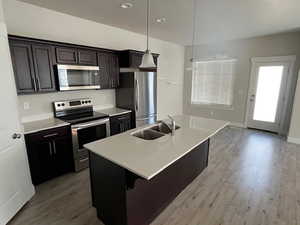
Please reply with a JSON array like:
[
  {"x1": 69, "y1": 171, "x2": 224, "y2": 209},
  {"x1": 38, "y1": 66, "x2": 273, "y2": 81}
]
[
  {"x1": 110, "y1": 113, "x2": 132, "y2": 136},
  {"x1": 25, "y1": 126, "x2": 74, "y2": 185},
  {"x1": 89, "y1": 139, "x2": 210, "y2": 225}
]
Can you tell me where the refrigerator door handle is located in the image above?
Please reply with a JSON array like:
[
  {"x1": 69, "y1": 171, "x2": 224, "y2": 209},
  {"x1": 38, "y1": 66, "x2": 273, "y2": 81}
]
[{"x1": 135, "y1": 78, "x2": 139, "y2": 112}]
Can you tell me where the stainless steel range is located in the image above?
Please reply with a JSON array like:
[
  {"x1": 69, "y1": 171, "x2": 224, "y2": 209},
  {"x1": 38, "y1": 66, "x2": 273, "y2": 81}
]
[{"x1": 53, "y1": 98, "x2": 110, "y2": 171}]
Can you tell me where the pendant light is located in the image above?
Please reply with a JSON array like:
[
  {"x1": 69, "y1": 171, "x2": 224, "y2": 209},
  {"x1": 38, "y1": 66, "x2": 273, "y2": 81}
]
[
  {"x1": 140, "y1": 0, "x2": 156, "y2": 69},
  {"x1": 186, "y1": 0, "x2": 197, "y2": 71},
  {"x1": 190, "y1": 0, "x2": 197, "y2": 63}
]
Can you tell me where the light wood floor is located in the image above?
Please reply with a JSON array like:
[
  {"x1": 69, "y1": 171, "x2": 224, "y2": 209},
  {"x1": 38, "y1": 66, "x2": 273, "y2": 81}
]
[{"x1": 8, "y1": 127, "x2": 300, "y2": 225}]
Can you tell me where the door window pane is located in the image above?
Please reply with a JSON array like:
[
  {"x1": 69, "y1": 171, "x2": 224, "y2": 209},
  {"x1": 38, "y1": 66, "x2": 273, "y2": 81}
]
[{"x1": 253, "y1": 66, "x2": 284, "y2": 122}]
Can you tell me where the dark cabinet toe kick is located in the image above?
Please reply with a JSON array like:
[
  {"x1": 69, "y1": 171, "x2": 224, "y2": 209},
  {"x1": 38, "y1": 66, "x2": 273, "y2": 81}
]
[{"x1": 88, "y1": 139, "x2": 210, "y2": 225}]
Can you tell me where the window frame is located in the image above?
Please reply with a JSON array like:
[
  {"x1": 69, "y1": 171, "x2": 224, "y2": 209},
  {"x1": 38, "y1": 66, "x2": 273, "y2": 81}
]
[{"x1": 190, "y1": 58, "x2": 237, "y2": 110}]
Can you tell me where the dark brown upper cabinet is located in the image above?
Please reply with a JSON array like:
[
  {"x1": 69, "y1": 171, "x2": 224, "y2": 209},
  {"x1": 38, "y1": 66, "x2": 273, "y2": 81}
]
[
  {"x1": 98, "y1": 51, "x2": 119, "y2": 89},
  {"x1": 9, "y1": 39, "x2": 56, "y2": 94},
  {"x1": 118, "y1": 50, "x2": 159, "y2": 68},
  {"x1": 55, "y1": 47, "x2": 78, "y2": 64},
  {"x1": 9, "y1": 41, "x2": 36, "y2": 94},
  {"x1": 78, "y1": 49, "x2": 97, "y2": 65},
  {"x1": 32, "y1": 45, "x2": 56, "y2": 92},
  {"x1": 8, "y1": 35, "x2": 142, "y2": 94},
  {"x1": 56, "y1": 47, "x2": 97, "y2": 66}
]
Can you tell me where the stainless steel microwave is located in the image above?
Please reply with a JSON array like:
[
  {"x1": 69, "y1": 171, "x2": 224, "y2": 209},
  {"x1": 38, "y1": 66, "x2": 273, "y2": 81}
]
[{"x1": 56, "y1": 64, "x2": 100, "y2": 91}]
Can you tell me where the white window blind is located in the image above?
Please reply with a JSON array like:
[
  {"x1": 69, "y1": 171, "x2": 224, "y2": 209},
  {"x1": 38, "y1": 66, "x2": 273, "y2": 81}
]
[{"x1": 191, "y1": 59, "x2": 236, "y2": 106}]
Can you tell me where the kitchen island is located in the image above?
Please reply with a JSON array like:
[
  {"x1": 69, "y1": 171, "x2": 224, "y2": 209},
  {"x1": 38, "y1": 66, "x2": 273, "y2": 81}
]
[{"x1": 84, "y1": 115, "x2": 228, "y2": 225}]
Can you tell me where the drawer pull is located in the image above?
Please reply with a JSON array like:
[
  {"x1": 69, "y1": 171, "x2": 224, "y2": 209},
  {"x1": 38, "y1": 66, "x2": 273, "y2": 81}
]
[
  {"x1": 43, "y1": 133, "x2": 58, "y2": 138},
  {"x1": 79, "y1": 158, "x2": 89, "y2": 163}
]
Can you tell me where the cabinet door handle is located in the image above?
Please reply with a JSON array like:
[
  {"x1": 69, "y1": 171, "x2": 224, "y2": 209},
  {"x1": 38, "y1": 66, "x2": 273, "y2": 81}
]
[
  {"x1": 43, "y1": 133, "x2": 58, "y2": 138},
  {"x1": 52, "y1": 140, "x2": 57, "y2": 154},
  {"x1": 79, "y1": 158, "x2": 89, "y2": 163},
  {"x1": 36, "y1": 76, "x2": 41, "y2": 90},
  {"x1": 49, "y1": 142, "x2": 53, "y2": 156},
  {"x1": 135, "y1": 79, "x2": 139, "y2": 112}
]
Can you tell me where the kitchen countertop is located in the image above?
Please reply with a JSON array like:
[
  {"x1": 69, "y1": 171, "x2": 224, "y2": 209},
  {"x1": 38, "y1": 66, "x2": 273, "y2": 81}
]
[
  {"x1": 84, "y1": 115, "x2": 229, "y2": 180},
  {"x1": 22, "y1": 118, "x2": 70, "y2": 135},
  {"x1": 97, "y1": 107, "x2": 131, "y2": 117}
]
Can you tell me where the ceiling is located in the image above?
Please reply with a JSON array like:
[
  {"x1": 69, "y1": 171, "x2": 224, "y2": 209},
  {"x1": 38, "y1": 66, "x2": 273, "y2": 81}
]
[{"x1": 19, "y1": 0, "x2": 300, "y2": 45}]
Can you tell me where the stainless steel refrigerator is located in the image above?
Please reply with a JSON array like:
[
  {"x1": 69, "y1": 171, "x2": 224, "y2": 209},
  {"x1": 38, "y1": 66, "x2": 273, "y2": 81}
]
[{"x1": 116, "y1": 68, "x2": 157, "y2": 128}]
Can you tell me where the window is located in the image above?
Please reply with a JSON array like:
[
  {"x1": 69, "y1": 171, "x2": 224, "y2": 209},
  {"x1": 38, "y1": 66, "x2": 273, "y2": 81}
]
[{"x1": 191, "y1": 59, "x2": 236, "y2": 107}]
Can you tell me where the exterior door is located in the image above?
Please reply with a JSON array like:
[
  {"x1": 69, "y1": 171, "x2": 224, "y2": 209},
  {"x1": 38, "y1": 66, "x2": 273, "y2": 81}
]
[
  {"x1": 247, "y1": 57, "x2": 293, "y2": 133},
  {"x1": 0, "y1": 22, "x2": 34, "y2": 224}
]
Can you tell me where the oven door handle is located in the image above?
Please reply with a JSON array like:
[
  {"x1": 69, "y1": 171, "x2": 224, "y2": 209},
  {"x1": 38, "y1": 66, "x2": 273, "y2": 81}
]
[{"x1": 71, "y1": 118, "x2": 110, "y2": 130}]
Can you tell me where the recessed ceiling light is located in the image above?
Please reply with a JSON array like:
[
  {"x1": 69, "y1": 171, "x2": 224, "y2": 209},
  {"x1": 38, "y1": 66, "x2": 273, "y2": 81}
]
[
  {"x1": 120, "y1": 3, "x2": 133, "y2": 9},
  {"x1": 156, "y1": 18, "x2": 166, "y2": 23}
]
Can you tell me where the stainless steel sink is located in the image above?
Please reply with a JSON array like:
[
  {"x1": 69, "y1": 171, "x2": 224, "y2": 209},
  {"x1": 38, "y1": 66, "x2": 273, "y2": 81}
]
[
  {"x1": 131, "y1": 129, "x2": 165, "y2": 140},
  {"x1": 150, "y1": 122, "x2": 180, "y2": 134},
  {"x1": 131, "y1": 122, "x2": 180, "y2": 140}
]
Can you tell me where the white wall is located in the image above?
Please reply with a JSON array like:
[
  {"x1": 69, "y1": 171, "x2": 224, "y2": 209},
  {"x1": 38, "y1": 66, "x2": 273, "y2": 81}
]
[
  {"x1": 0, "y1": 0, "x2": 3, "y2": 22},
  {"x1": 184, "y1": 32, "x2": 300, "y2": 132},
  {"x1": 288, "y1": 73, "x2": 300, "y2": 143},
  {"x1": 3, "y1": 0, "x2": 184, "y2": 122}
]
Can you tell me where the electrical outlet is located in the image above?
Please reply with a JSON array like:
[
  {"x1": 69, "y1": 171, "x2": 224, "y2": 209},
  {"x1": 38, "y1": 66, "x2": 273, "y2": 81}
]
[
  {"x1": 23, "y1": 102, "x2": 30, "y2": 110},
  {"x1": 210, "y1": 111, "x2": 214, "y2": 116}
]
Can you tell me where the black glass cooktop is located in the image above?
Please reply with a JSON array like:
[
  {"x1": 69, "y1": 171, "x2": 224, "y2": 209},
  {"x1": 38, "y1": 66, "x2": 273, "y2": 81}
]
[{"x1": 59, "y1": 111, "x2": 108, "y2": 124}]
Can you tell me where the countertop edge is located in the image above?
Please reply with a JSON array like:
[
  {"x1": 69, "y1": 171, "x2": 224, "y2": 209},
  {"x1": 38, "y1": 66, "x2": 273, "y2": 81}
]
[
  {"x1": 96, "y1": 107, "x2": 132, "y2": 117},
  {"x1": 23, "y1": 121, "x2": 70, "y2": 135},
  {"x1": 108, "y1": 110, "x2": 132, "y2": 117},
  {"x1": 85, "y1": 121, "x2": 229, "y2": 180}
]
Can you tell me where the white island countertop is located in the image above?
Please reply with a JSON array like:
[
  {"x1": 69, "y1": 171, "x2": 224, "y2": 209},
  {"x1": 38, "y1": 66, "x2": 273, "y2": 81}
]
[{"x1": 84, "y1": 115, "x2": 229, "y2": 180}]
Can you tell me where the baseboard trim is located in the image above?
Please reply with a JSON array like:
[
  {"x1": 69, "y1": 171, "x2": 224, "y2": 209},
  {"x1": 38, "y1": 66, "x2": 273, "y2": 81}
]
[
  {"x1": 229, "y1": 122, "x2": 246, "y2": 128},
  {"x1": 287, "y1": 136, "x2": 300, "y2": 145}
]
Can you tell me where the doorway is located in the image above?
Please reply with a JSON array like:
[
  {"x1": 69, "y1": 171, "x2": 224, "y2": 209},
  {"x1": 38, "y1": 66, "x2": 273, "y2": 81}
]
[{"x1": 246, "y1": 56, "x2": 296, "y2": 133}]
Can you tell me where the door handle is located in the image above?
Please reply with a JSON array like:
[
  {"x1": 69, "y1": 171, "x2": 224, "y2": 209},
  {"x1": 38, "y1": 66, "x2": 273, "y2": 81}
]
[{"x1": 12, "y1": 133, "x2": 22, "y2": 139}]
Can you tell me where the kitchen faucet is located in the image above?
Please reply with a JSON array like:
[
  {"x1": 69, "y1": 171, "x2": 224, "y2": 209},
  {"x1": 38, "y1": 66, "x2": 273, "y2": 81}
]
[{"x1": 161, "y1": 115, "x2": 176, "y2": 136}]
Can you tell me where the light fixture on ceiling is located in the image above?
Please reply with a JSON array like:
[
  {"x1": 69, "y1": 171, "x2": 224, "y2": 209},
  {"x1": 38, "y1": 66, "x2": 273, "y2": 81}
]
[
  {"x1": 140, "y1": 0, "x2": 156, "y2": 69},
  {"x1": 120, "y1": 2, "x2": 133, "y2": 9},
  {"x1": 156, "y1": 18, "x2": 166, "y2": 23}
]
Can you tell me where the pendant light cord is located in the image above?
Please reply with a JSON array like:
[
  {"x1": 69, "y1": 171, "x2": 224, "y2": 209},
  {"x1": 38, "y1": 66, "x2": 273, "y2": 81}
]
[
  {"x1": 191, "y1": 0, "x2": 197, "y2": 62},
  {"x1": 147, "y1": 0, "x2": 150, "y2": 51}
]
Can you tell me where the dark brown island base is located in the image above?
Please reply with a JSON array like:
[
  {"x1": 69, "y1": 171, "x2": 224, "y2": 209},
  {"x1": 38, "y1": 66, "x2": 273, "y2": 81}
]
[{"x1": 88, "y1": 139, "x2": 209, "y2": 225}]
